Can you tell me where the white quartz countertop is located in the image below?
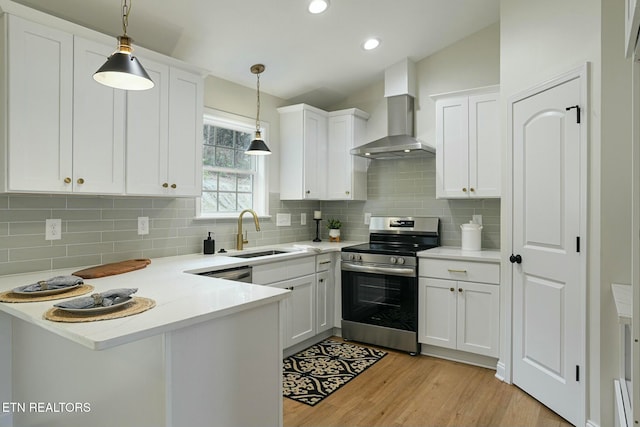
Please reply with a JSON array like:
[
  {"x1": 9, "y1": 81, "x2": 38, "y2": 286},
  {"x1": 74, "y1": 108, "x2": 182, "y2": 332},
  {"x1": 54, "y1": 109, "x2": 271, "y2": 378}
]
[
  {"x1": 417, "y1": 246, "x2": 502, "y2": 263},
  {"x1": 0, "y1": 240, "x2": 359, "y2": 351}
]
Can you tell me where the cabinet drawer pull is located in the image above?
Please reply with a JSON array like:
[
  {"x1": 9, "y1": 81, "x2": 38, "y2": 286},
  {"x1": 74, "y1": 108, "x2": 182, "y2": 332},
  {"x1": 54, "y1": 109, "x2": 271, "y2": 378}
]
[
  {"x1": 319, "y1": 261, "x2": 331, "y2": 265},
  {"x1": 448, "y1": 269, "x2": 467, "y2": 274},
  {"x1": 64, "y1": 177, "x2": 71, "y2": 184},
  {"x1": 77, "y1": 178, "x2": 85, "y2": 184}
]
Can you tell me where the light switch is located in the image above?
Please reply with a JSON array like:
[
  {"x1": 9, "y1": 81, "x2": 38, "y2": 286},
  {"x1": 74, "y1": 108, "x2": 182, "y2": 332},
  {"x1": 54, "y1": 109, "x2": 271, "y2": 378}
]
[{"x1": 364, "y1": 212, "x2": 372, "y2": 225}]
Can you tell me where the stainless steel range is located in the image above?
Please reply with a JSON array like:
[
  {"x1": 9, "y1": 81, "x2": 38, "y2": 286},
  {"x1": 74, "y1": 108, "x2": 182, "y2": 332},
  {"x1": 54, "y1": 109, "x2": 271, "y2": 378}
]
[{"x1": 341, "y1": 216, "x2": 440, "y2": 355}]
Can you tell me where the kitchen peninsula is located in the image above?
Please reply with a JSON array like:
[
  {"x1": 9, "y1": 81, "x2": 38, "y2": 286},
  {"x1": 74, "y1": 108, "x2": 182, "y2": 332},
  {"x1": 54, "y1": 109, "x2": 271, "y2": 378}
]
[{"x1": 0, "y1": 248, "x2": 338, "y2": 427}]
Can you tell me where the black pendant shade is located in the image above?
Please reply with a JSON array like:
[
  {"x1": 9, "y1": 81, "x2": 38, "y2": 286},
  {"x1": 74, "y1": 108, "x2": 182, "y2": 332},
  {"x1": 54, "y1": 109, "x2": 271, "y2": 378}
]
[
  {"x1": 246, "y1": 131, "x2": 272, "y2": 155},
  {"x1": 93, "y1": 50, "x2": 154, "y2": 91}
]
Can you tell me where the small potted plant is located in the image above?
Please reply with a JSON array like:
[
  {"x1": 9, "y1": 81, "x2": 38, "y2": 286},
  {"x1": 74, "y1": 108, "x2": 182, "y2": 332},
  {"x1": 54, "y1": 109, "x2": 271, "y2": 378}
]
[{"x1": 326, "y1": 218, "x2": 342, "y2": 242}]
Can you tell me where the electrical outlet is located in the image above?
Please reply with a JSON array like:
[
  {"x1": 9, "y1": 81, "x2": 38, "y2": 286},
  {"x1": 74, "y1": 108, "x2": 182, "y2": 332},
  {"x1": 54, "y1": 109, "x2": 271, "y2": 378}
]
[
  {"x1": 301, "y1": 213, "x2": 307, "y2": 225},
  {"x1": 276, "y1": 213, "x2": 291, "y2": 226},
  {"x1": 45, "y1": 219, "x2": 62, "y2": 240},
  {"x1": 138, "y1": 217, "x2": 149, "y2": 235},
  {"x1": 364, "y1": 212, "x2": 372, "y2": 225}
]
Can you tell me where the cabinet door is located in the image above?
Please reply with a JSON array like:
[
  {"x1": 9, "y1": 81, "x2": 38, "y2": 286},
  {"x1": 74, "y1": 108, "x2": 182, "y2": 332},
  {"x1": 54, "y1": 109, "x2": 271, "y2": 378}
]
[
  {"x1": 126, "y1": 57, "x2": 170, "y2": 195},
  {"x1": 316, "y1": 270, "x2": 334, "y2": 333},
  {"x1": 73, "y1": 37, "x2": 125, "y2": 194},
  {"x1": 436, "y1": 97, "x2": 469, "y2": 199},
  {"x1": 273, "y1": 274, "x2": 316, "y2": 348},
  {"x1": 326, "y1": 114, "x2": 353, "y2": 200},
  {"x1": 167, "y1": 68, "x2": 203, "y2": 196},
  {"x1": 418, "y1": 278, "x2": 457, "y2": 349},
  {"x1": 469, "y1": 93, "x2": 500, "y2": 198},
  {"x1": 456, "y1": 281, "x2": 499, "y2": 357},
  {"x1": 7, "y1": 15, "x2": 73, "y2": 192},
  {"x1": 303, "y1": 109, "x2": 327, "y2": 199}
]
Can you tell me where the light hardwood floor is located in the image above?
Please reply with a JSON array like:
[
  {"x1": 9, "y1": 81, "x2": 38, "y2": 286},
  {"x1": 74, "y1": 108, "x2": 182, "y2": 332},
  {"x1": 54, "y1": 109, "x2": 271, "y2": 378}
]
[{"x1": 283, "y1": 339, "x2": 573, "y2": 427}]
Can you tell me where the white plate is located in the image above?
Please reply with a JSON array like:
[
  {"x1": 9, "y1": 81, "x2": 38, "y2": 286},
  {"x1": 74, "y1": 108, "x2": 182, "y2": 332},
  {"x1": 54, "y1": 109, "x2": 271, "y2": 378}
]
[
  {"x1": 55, "y1": 297, "x2": 133, "y2": 314},
  {"x1": 11, "y1": 284, "x2": 81, "y2": 296}
]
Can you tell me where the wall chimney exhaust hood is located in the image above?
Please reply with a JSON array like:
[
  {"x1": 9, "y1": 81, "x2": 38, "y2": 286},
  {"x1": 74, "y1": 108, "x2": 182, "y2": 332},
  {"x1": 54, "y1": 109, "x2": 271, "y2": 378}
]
[{"x1": 350, "y1": 59, "x2": 435, "y2": 159}]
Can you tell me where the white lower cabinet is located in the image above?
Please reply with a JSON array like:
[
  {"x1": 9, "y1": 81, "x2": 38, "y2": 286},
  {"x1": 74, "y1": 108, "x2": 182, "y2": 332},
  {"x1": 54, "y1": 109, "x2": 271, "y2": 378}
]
[
  {"x1": 315, "y1": 252, "x2": 336, "y2": 334},
  {"x1": 418, "y1": 257, "x2": 500, "y2": 358},
  {"x1": 271, "y1": 274, "x2": 316, "y2": 348}
]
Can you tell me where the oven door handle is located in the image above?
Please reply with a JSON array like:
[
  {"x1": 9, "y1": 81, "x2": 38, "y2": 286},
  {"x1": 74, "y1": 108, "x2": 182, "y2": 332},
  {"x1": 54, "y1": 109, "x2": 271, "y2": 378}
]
[{"x1": 341, "y1": 262, "x2": 416, "y2": 277}]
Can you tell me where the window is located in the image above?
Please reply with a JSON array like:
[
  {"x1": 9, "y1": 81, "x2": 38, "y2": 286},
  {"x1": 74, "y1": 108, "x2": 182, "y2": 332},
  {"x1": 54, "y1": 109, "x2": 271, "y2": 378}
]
[{"x1": 198, "y1": 108, "x2": 268, "y2": 217}]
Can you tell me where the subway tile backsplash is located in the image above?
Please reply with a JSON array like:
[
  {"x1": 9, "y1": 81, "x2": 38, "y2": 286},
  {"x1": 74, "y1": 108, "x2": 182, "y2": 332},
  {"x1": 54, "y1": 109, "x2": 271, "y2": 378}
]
[{"x1": 0, "y1": 156, "x2": 500, "y2": 276}]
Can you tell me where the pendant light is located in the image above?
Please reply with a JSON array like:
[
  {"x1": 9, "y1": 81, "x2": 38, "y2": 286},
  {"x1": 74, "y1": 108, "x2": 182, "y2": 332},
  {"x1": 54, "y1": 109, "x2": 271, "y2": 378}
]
[
  {"x1": 93, "y1": 0, "x2": 154, "y2": 91},
  {"x1": 246, "y1": 64, "x2": 272, "y2": 155}
]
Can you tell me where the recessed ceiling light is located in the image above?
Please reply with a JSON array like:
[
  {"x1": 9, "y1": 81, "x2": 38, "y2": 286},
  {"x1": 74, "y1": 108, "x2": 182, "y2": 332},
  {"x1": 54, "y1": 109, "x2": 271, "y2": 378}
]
[
  {"x1": 308, "y1": 0, "x2": 329, "y2": 14},
  {"x1": 362, "y1": 38, "x2": 381, "y2": 51}
]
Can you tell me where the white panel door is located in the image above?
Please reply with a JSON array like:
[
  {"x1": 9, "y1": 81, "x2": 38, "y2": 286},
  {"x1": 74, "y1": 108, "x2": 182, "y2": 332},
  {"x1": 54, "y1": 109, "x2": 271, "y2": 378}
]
[
  {"x1": 167, "y1": 68, "x2": 203, "y2": 196},
  {"x1": 457, "y1": 281, "x2": 499, "y2": 357},
  {"x1": 512, "y1": 75, "x2": 584, "y2": 425},
  {"x1": 418, "y1": 278, "x2": 457, "y2": 349},
  {"x1": 73, "y1": 37, "x2": 125, "y2": 194},
  {"x1": 436, "y1": 97, "x2": 469, "y2": 198},
  {"x1": 303, "y1": 110, "x2": 327, "y2": 199},
  {"x1": 7, "y1": 15, "x2": 73, "y2": 192},
  {"x1": 469, "y1": 93, "x2": 500, "y2": 197},
  {"x1": 274, "y1": 275, "x2": 316, "y2": 348},
  {"x1": 126, "y1": 58, "x2": 170, "y2": 195},
  {"x1": 327, "y1": 114, "x2": 352, "y2": 200},
  {"x1": 316, "y1": 270, "x2": 334, "y2": 333}
]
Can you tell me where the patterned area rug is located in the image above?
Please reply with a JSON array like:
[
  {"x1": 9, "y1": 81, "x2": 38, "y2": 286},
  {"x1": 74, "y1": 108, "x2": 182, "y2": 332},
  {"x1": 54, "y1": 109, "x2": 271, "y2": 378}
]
[{"x1": 283, "y1": 339, "x2": 387, "y2": 406}]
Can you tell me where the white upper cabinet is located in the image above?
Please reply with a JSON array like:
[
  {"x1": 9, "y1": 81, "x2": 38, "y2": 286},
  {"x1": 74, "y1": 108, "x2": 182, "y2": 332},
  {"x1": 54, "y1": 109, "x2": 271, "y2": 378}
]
[
  {"x1": 279, "y1": 104, "x2": 328, "y2": 200},
  {"x1": 72, "y1": 36, "x2": 126, "y2": 194},
  {"x1": 2, "y1": 13, "x2": 203, "y2": 196},
  {"x1": 433, "y1": 86, "x2": 500, "y2": 199},
  {"x1": 327, "y1": 109, "x2": 369, "y2": 200},
  {"x1": 6, "y1": 15, "x2": 74, "y2": 193},
  {"x1": 126, "y1": 63, "x2": 203, "y2": 197}
]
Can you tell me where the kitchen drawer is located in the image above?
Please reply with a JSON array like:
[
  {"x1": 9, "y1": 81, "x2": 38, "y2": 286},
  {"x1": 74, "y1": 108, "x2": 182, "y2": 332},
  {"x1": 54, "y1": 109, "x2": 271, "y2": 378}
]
[
  {"x1": 316, "y1": 253, "x2": 333, "y2": 271},
  {"x1": 419, "y1": 258, "x2": 499, "y2": 285},
  {"x1": 252, "y1": 256, "x2": 316, "y2": 285}
]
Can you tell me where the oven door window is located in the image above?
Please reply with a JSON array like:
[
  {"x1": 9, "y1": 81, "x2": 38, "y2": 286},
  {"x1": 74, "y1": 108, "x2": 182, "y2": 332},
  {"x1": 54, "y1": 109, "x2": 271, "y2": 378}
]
[{"x1": 342, "y1": 270, "x2": 417, "y2": 331}]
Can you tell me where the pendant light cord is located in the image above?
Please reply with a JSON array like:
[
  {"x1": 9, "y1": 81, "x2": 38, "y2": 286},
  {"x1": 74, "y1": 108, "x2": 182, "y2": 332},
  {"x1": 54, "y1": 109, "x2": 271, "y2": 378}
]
[
  {"x1": 122, "y1": 0, "x2": 131, "y2": 36},
  {"x1": 255, "y1": 71, "x2": 261, "y2": 133}
]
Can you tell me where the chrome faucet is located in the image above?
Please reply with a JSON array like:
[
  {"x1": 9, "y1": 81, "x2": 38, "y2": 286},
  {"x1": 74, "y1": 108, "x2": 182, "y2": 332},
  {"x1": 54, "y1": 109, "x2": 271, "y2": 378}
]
[{"x1": 236, "y1": 209, "x2": 261, "y2": 250}]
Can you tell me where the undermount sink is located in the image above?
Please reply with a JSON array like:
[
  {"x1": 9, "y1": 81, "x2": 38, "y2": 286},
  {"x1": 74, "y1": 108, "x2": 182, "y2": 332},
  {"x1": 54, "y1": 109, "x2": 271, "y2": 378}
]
[{"x1": 229, "y1": 249, "x2": 290, "y2": 259}]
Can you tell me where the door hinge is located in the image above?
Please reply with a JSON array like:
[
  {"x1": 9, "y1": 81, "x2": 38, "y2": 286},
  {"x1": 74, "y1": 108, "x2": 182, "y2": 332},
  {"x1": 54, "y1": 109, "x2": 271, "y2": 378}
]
[
  {"x1": 566, "y1": 105, "x2": 581, "y2": 124},
  {"x1": 576, "y1": 236, "x2": 580, "y2": 253},
  {"x1": 576, "y1": 365, "x2": 580, "y2": 381}
]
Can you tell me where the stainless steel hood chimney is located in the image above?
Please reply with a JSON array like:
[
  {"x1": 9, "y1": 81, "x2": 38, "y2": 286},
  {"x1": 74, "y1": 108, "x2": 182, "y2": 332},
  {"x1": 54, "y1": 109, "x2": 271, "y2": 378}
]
[
  {"x1": 350, "y1": 95, "x2": 434, "y2": 159},
  {"x1": 350, "y1": 59, "x2": 434, "y2": 159}
]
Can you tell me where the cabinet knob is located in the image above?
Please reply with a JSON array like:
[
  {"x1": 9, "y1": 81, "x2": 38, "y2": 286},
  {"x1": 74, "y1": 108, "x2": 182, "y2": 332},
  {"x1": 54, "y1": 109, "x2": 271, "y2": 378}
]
[
  {"x1": 458, "y1": 288, "x2": 463, "y2": 293},
  {"x1": 319, "y1": 279, "x2": 324, "y2": 283},
  {"x1": 162, "y1": 183, "x2": 169, "y2": 188},
  {"x1": 64, "y1": 177, "x2": 71, "y2": 184},
  {"x1": 450, "y1": 287, "x2": 455, "y2": 292},
  {"x1": 77, "y1": 178, "x2": 85, "y2": 184},
  {"x1": 462, "y1": 187, "x2": 467, "y2": 192},
  {"x1": 171, "y1": 183, "x2": 177, "y2": 189},
  {"x1": 345, "y1": 191, "x2": 350, "y2": 195},
  {"x1": 470, "y1": 188, "x2": 475, "y2": 192},
  {"x1": 306, "y1": 190, "x2": 311, "y2": 194}
]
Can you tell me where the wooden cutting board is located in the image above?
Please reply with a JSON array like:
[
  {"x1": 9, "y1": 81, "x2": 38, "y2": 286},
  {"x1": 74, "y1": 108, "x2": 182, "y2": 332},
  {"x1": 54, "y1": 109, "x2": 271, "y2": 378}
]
[{"x1": 72, "y1": 259, "x2": 151, "y2": 279}]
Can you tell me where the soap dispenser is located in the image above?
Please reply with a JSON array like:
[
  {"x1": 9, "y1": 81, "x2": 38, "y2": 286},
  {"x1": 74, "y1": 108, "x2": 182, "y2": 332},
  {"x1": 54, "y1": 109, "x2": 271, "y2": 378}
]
[{"x1": 204, "y1": 232, "x2": 215, "y2": 255}]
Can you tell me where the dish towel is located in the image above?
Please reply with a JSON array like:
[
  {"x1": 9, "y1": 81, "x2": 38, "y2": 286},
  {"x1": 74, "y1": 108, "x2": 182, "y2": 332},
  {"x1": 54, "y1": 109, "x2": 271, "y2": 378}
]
[
  {"x1": 20, "y1": 275, "x2": 84, "y2": 292},
  {"x1": 53, "y1": 288, "x2": 138, "y2": 309}
]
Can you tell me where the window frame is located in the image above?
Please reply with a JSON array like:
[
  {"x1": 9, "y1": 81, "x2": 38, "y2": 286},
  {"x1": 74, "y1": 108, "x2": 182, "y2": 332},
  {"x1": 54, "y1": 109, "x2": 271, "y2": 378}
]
[{"x1": 196, "y1": 107, "x2": 269, "y2": 219}]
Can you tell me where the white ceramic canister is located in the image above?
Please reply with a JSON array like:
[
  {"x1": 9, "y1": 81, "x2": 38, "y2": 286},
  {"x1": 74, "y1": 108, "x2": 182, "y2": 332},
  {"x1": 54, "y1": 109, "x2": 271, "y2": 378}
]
[{"x1": 460, "y1": 221, "x2": 483, "y2": 251}]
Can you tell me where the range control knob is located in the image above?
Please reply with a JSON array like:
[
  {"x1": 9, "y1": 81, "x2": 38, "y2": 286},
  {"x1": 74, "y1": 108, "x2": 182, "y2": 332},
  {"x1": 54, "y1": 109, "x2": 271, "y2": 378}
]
[
  {"x1": 356, "y1": 254, "x2": 362, "y2": 261},
  {"x1": 397, "y1": 257, "x2": 406, "y2": 265},
  {"x1": 348, "y1": 254, "x2": 355, "y2": 261},
  {"x1": 390, "y1": 257, "x2": 397, "y2": 264}
]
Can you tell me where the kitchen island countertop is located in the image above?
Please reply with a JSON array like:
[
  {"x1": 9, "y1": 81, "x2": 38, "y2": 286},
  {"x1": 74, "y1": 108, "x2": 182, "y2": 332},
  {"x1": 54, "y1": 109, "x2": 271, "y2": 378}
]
[{"x1": 0, "y1": 240, "x2": 359, "y2": 351}]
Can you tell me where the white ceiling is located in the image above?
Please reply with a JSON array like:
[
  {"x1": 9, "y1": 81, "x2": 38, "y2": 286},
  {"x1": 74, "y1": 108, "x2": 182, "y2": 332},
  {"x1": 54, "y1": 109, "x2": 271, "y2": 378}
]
[{"x1": 9, "y1": 0, "x2": 500, "y2": 108}]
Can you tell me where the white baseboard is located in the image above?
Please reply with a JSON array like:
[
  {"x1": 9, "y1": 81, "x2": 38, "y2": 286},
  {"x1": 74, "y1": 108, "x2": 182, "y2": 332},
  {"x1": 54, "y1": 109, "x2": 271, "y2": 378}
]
[
  {"x1": 495, "y1": 360, "x2": 507, "y2": 382},
  {"x1": 420, "y1": 344, "x2": 498, "y2": 370}
]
